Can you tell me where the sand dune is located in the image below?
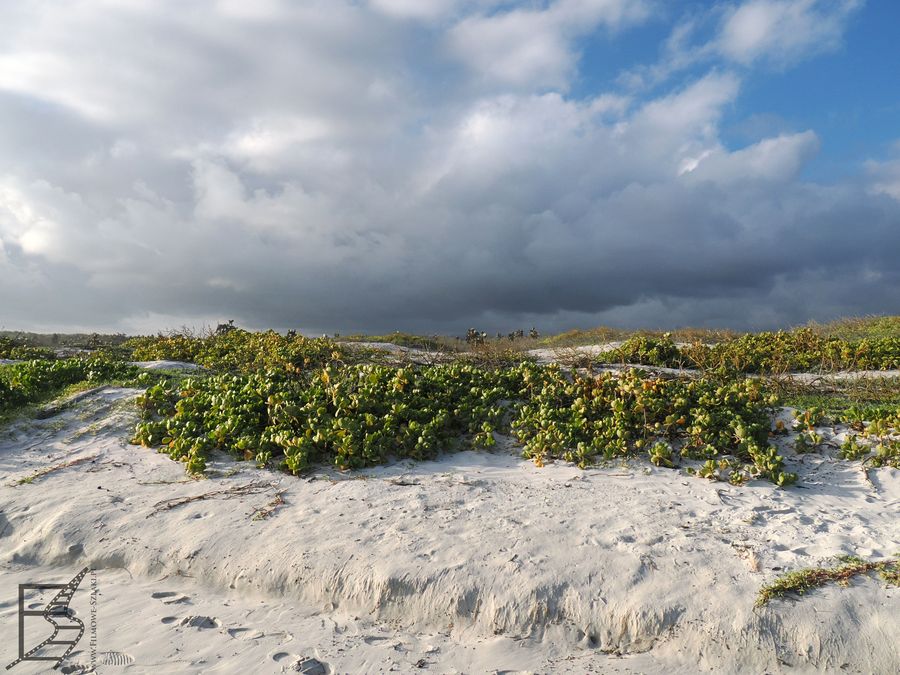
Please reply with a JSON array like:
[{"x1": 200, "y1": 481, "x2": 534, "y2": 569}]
[{"x1": 1, "y1": 385, "x2": 897, "y2": 673}]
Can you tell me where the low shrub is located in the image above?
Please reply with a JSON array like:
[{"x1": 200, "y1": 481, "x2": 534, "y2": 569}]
[{"x1": 134, "y1": 361, "x2": 795, "y2": 485}]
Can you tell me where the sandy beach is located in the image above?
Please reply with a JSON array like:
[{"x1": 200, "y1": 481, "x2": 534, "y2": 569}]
[
  {"x1": 4, "y1": 1, "x2": 900, "y2": 670},
  {"x1": 1, "y1": 374, "x2": 897, "y2": 674}
]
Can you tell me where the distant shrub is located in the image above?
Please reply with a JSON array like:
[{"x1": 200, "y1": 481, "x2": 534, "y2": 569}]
[
  {"x1": 124, "y1": 329, "x2": 345, "y2": 372},
  {"x1": 0, "y1": 337, "x2": 55, "y2": 361}
]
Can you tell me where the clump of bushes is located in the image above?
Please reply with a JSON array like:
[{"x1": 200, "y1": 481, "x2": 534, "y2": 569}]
[
  {"x1": 0, "y1": 358, "x2": 142, "y2": 413},
  {"x1": 601, "y1": 334, "x2": 688, "y2": 369},
  {"x1": 124, "y1": 329, "x2": 345, "y2": 373},
  {"x1": 838, "y1": 409, "x2": 900, "y2": 469},
  {"x1": 0, "y1": 337, "x2": 55, "y2": 361},
  {"x1": 596, "y1": 329, "x2": 900, "y2": 373},
  {"x1": 134, "y1": 360, "x2": 795, "y2": 485},
  {"x1": 512, "y1": 366, "x2": 794, "y2": 486}
]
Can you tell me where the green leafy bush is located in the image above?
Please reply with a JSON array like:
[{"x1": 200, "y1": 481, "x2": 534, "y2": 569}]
[
  {"x1": 836, "y1": 409, "x2": 900, "y2": 468},
  {"x1": 0, "y1": 358, "x2": 141, "y2": 413},
  {"x1": 134, "y1": 361, "x2": 795, "y2": 485},
  {"x1": 512, "y1": 366, "x2": 794, "y2": 485},
  {"x1": 0, "y1": 337, "x2": 55, "y2": 361},
  {"x1": 602, "y1": 334, "x2": 687, "y2": 368},
  {"x1": 697, "y1": 329, "x2": 900, "y2": 373},
  {"x1": 124, "y1": 329, "x2": 345, "y2": 372},
  {"x1": 594, "y1": 328, "x2": 900, "y2": 373},
  {"x1": 134, "y1": 363, "x2": 520, "y2": 474}
]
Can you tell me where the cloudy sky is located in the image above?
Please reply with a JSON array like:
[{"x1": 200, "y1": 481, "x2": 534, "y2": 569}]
[{"x1": 1, "y1": 0, "x2": 898, "y2": 335}]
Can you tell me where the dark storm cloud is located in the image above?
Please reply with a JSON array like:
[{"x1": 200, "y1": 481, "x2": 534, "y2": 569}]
[{"x1": 0, "y1": 0, "x2": 896, "y2": 335}]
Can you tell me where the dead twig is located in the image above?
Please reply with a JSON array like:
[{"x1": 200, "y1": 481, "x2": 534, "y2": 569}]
[
  {"x1": 12, "y1": 454, "x2": 100, "y2": 485},
  {"x1": 147, "y1": 480, "x2": 275, "y2": 517},
  {"x1": 251, "y1": 491, "x2": 286, "y2": 521},
  {"x1": 137, "y1": 478, "x2": 197, "y2": 485}
]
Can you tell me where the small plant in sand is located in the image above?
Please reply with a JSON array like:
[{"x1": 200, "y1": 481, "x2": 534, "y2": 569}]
[
  {"x1": 648, "y1": 441, "x2": 675, "y2": 467},
  {"x1": 692, "y1": 458, "x2": 749, "y2": 485},
  {"x1": 793, "y1": 430, "x2": 823, "y2": 453},
  {"x1": 756, "y1": 555, "x2": 900, "y2": 607},
  {"x1": 600, "y1": 334, "x2": 686, "y2": 368},
  {"x1": 839, "y1": 436, "x2": 870, "y2": 461},
  {"x1": 835, "y1": 413, "x2": 900, "y2": 469},
  {"x1": 793, "y1": 407, "x2": 827, "y2": 430}
]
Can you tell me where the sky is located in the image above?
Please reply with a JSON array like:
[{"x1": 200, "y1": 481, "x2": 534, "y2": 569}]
[{"x1": 1, "y1": 0, "x2": 899, "y2": 336}]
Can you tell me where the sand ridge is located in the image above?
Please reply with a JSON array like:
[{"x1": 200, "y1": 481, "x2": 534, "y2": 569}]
[{"x1": 0, "y1": 386, "x2": 897, "y2": 673}]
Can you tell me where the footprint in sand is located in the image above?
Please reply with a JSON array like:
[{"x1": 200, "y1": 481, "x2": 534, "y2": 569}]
[
  {"x1": 161, "y1": 616, "x2": 179, "y2": 624},
  {"x1": 362, "y1": 635, "x2": 391, "y2": 644},
  {"x1": 293, "y1": 657, "x2": 330, "y2": 674},
  {"x1": 180, "y1": 615, "x2": 221, "y2": 629},
  {"x1": 271, "y1": 651, "x2": 330, "y2": 672},
  {"x1": 151, "y1": 591, "x2": 191, "y2": 604},
  {"x1": 227, "y1": 627, "x2": 265, "y2": 640},
  {"x1": 99, "y1": 652, "x2": 136, "y2": 666}
]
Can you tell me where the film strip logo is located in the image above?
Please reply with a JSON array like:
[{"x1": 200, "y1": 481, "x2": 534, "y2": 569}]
[{"x1": 6, "y1": 567, "x2": 89, "y2": 671}]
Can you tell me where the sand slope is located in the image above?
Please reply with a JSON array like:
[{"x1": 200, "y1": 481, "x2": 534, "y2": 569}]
[{"x1": 0, "y1": 387, "x2": 897, "y2": 673}]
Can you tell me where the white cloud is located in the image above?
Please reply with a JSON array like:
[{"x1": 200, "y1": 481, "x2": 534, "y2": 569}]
[
  {"x1": 369, "y1": 0, "x2": 465, "y2": 21},
  {"x1": 868, "y1": 153, "x2": 900, "y2": 201},
  {"x1": 447, "y1": 0, "x2": 650, "y2": 88},
  {"x1": 0, "y1": 0, "x2": 897, "y2": 334},
  {"x1": 718, "y1": 0, "x2": 862, "y2": 65},
  {"x1": 621, "y1": 0, "x2": 862, "y2": 91},
  {"x1": 681, "y1": 131, "x2": 820, "y2": 183}
]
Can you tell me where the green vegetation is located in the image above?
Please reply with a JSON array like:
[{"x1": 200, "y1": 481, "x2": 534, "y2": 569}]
[
  {"x1": 13, "y1": 317, "x2": 897, "y2": 374},
  {"x1": 0, "y1": 330, "x2": 128, "y2": 351},
  {"x1": 0, "y1": 336, "x2": 55, "y2": 361},
  {"x1": 597, "y1": 329, "x2": 900, "y2": 373},
  {"x1": 537, "y1": 315, "x2": 898, "y2": 350},
  {"x1": 512, "y1": 367, "x2": 795, "y2": 484},
  {"x1": 601, "y1": 335, "x2": 689, "y2": 368},
  {"x1": 134, "y1": 362, "x2": 516, "y2": 475},
  {"x1": 3, "y1": 318, "x2": 897, "y2": 482},
  {"x1": 843, "y1": 414, "x2": 900, "y2": 469},
  {"x1": 756, "y1": 555, "x2": 900, "y2": 607},
  {"x1": 537, "y1": 326, "x2": 737, "y2": 349},
  {"x1": 809, "y1": 315, "x2": 900, "y2": 341},
  {"x1": 779, "y1": 376, "x2": 900, "y2": 422},
  {"x1": 0, "y1": 358, "x2": 145, "y2": 417},
  {"x1": 775, "y1": 377, "x2": 900, "y2": 469},
  {"x1": 339, "y1": 332, "x2": 461, "y2": 352},
  {"x1": 133, "y1": 354, "x2": 796, "y2": 485},
  {"x1": 124, "y1": 329, "x2": 346, "y2": 372}
]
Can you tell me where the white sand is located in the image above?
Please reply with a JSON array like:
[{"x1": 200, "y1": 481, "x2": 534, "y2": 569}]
[
  {"x1": 1, "y1": 387, "x2": 898, "y2": 674},
  {"x1": 129, "y1": 360, "x2": 205, "y2": 372}
]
